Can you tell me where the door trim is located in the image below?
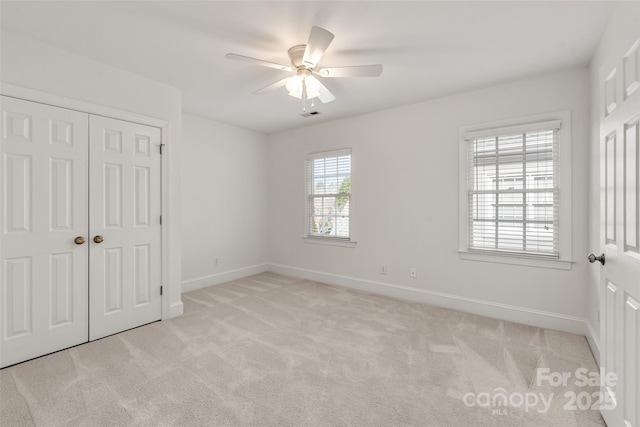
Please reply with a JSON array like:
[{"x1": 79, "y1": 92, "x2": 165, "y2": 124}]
[{"x1": 0, "y1": 83, "x2": 175, "y2": 323}]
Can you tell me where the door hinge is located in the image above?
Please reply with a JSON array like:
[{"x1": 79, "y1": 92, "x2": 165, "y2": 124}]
[
  {"x1": 159, "y1": 215, "x2": 162, "y2": 225},
  {"x1": 160, "y1": 286, "x2": 163, "y2": 296},
  {"x1": 159, "y1": 143, "x2": 166, "y2": 154}
]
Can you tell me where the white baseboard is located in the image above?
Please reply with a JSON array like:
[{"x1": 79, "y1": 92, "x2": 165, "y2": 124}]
[
  {"x1": 169, "y1": 301, "x2": 184, "y2": 318},
  {"x1": 268, "y1": 263, "x2": 594, "y2": 338},
  {"x1": 584, "y1": 320, "x2": 601, "y2": 366},
  {"x1": 181, "y1": 263, "x2": 269, "y2": 293}
]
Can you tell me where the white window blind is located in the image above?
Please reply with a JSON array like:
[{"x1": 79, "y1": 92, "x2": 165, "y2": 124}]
[
  {"x1": 306, "y1": 149, "x2": 351, "y2": 239},
  {"x1": 466, "y1": 122, "x2": 560, "y2": 257}
]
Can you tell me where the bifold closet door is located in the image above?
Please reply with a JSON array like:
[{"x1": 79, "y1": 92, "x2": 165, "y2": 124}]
[
  {"x1": 89, "y1": 115, "x2": 162, "y2": 341},
  {"x1": 1, "y1": 96, "x2": 89, "y2": 368}
]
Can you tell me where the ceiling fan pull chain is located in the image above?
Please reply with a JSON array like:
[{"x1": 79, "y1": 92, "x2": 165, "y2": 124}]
[{"x1": 302, "y1": 80, "x2": 307, "y2": 112}]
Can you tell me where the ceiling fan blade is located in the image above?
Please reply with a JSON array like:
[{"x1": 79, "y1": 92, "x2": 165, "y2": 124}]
[
  {"x1": 252, "y1": 78, "x2": 288, "y2": 95},
  {"x1": 317, "y1": 64, "x2": 383, "y2": 78},
  {"x1": 225, "y1": 53, "x2": 292, "y2": 72},
  {"x1": 316, "y1": 80, "x2": 336, "y2": 104},
  {"x1": 302, "y1": 26, "x2": 335, "y2": 68}
]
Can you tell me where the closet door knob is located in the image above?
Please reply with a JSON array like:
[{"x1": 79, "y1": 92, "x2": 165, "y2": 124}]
[
  {"x1": 93, "y1": 235, "x2": 104, "y2": 244},
  {"x1": 74, "y1": 236, "x2": 86, "y2": 245}
]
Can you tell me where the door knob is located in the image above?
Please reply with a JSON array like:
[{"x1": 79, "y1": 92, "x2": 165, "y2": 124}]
[
  {"x1": 74, "y1": 236, "x2": 86, "y2": 245},
  {"x1": 588, "y1": 253, "x2": 605, "y2": 265},
  {"x1": 93, "y1": 235, "x2": 104, "y2": 244}
]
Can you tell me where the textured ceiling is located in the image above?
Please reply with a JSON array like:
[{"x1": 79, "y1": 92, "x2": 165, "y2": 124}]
[{"x1": 1, "y1": 1, "x2": 614, "y2": 134}]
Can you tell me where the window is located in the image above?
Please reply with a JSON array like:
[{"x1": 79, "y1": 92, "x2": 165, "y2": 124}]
[
  {"x1": 459, "y1": 112, "x2": 572, "y2": 269},
  {"x1": 305, "y1": 149, "x2": 351, "y2": 241}
]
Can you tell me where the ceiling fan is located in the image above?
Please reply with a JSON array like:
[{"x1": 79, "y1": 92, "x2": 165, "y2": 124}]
[{"x1": 225, "y1": 26, "x2": 383, "y2": 108}]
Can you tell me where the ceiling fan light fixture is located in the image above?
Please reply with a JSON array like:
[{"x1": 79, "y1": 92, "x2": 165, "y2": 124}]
[
  {"x1": 286, "y1": 75, "x2": 303, "y2": 99},
  {"x1": 286, "y1": 74, "x2": 321, "y2": 100},
  {"x1": 304, "y1": 76, "x2": 321, "y2": 98}
]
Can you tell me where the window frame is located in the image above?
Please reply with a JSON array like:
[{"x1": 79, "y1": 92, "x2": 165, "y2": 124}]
[
  {"x1": 458, "y1": 111, "x2": 573, "y2": 270},
  {"x1": 303, "y1": 148, "x2": 356, "y2": 248}
]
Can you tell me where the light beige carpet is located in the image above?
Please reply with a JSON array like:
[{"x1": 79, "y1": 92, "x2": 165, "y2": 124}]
[{"x1": 1, "y1": 272, "x2": 604, "y2": 426}]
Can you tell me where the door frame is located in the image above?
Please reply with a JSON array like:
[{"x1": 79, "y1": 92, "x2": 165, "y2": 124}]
[{"x1": 0, "y1": 83, "x2": 174, "y2": 325}]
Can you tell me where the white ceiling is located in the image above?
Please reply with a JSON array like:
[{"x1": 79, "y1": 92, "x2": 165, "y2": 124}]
[{"x1": 1, "y1": 1, "x2": 614, "y2": 134}]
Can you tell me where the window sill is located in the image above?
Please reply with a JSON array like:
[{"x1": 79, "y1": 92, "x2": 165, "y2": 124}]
[
  {"x1": 303, "y1": 237, "x2": 357, "y2": 248},
  {"x1": 458, "y1": 250, "x2": 574, "y2": 270}
]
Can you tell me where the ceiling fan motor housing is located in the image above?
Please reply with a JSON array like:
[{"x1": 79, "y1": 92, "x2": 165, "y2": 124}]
[{"x1": 288, "y1": 44, "x2": 310, "y2": 69}]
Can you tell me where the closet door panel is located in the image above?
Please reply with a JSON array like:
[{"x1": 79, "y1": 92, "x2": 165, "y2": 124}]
[
  {"x1": 89, "y1": 115, "x2": 161, "y2": 340},
  {"x1": 0, "y1": 96, "x2": 89, "y2": 368}
]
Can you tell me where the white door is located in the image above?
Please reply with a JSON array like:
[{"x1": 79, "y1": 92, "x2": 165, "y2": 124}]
[
  {"x1": 0, "y1": 96, "x2": 89, "y2": 368},
  {"x1": 598, "y1": 40, "x2": 640, "y2": 426},
  {"x1": 89, "y1": 115, "x2": 162, "y2": 340}
]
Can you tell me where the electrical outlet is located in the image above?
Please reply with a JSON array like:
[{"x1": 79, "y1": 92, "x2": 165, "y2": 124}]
[
  {"x1": 410, "y1": 268, "x2": 417, "y2": 278},
  {"x1": 380, "y1": 264, "x2": 387, "y2": 275}
]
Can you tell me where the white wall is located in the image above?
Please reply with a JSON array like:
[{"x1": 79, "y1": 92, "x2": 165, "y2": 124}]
[
  {"x1": 181, "y1": 114, "x2": 269, "y2": 291},
  {"x1": 268, "y1": 68, "x2": 591, "y2": 334},
  {"x1": 587, "y1": 1, "x2": 640, "y2": 363},
  {"x1": 0, "y1": 31, "x2": 184, "y2": 317}
]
